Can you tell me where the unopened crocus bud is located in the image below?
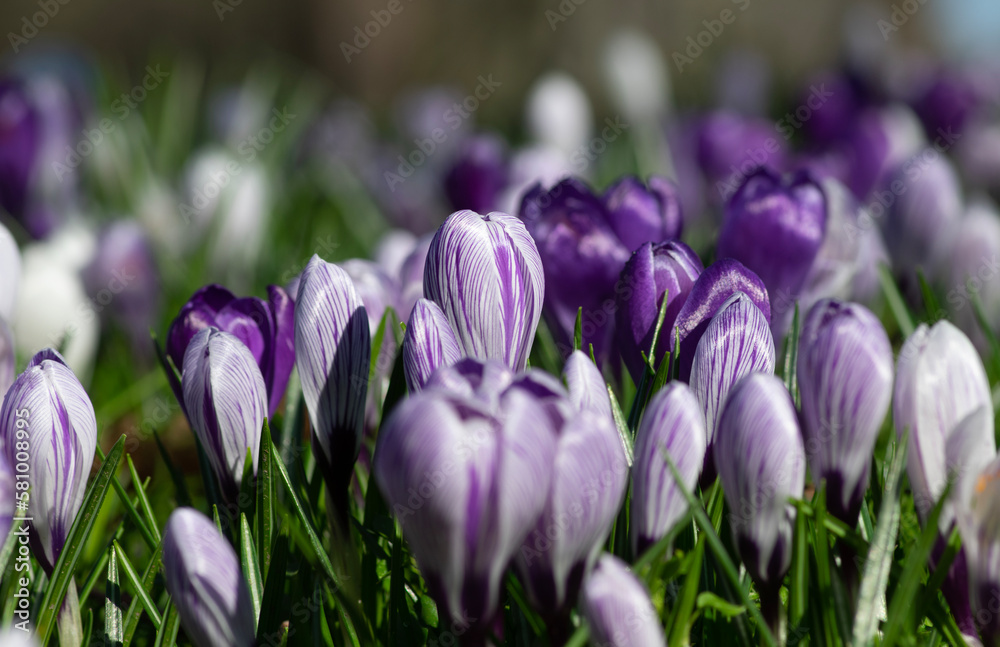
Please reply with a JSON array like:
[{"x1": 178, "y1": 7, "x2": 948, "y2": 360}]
[
  {"x1": 444, "y1": 133, "x2": 509, "y2": 214},
  {"x1": 182, "y1": 328, "x2": 266, "y2": 500},
  {"x1": 520, "y1": 178, "x2": 630, "y2": 360},
  {"x1": 718, "y1": 167, "x2": 827, "y2": 331},
  {"x1": 616, "y1": 240, "x2": 702, "y2": 384},
  {"x1": 402, "y1": 298, "x2": 462, "y2": 392},
  {"x1": 690, "y1": 292, "x2": 775, "y2": 452},
  {"x1": 0, "y1": 80, "x2": 40, "y2": 224},
  {"x1": 670, "y1": 258, "x2": 770, "y2": 381},
  {"x1": 798, "y1": 300, "x2": 893, "y2": 523},
  {"x1": 602, "y1": 176, "x2": 684, "y2": 252},
  {"x1": 843, "y1": 104, "x2": 925, "y2": 201},
  {"x1": 295, "y1": 256, "x2": 370, "y2": 497},
  {"x1": 563, "y1": 350, "x2": 612, "y2": 419},
  {"x1": 0, "y1": 349, "x2": 96, "y2": 573},
  {"x1": 957, "y1": 456, "x2": 1000, "y2": 647},
  {"x1": 374, "y1": 374, "x2": 557, "y2": 641},
  {"x1": 167, "y1": 283, "x2": 295, "y2": 417},
  {"x1": 631, "y1": 382, "x2": 706, "y2": 555},
  {"x1": 163, "y1": 508, "x2": 256, "y2": 647},
  {"x1": 0, "y1": 220, "x2": 19, "y2": 321},
  {"x1": 715, "y1": 373, "x2": 805, "y2": 589},
  {"x1": 425, "y1": 210, "x2": 544, "y2": 371},
  {"x1": 882, "y1": 150, "x2": 963, "y2": 276},
  {"x1": 945, "y1": 202, "x2": 1000, "y2": 353},
  {"x1": 581, "y1": 554, "x2": 666, "y2": 647}
]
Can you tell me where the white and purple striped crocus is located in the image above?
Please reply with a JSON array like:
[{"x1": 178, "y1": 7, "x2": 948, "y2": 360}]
[
  {"x1": 295, "y1": 255, "x2": 371, "y2": 497},
  {"x1": 0, "y1": 349, "x2": 96, "y2": 573},
  {"x1": 163, "y1": 508, "x2": 256, "y2": 647},
  {"x1": 895, "y1": 320, "x2": 996, "y2": 638},
  {"x1": 374, "y1": 362, "x2": 557, "y2": 643},
  {"x1": 715, "y1": 373, "x2": 805, "y2": 594},
  {"x1": 957, "y1": 456, "x2": 1000, "y2": 646},
  {"x1": 563, "y1": 349, "x2": 613, "y2": 420},
  {"x1": 424, "y1": 209, "x2": 544, "y2": 372},
  {"x1": 616, "y1": 240, "x2": 703, "y2": 385},
  {"x1": 182, "y1": 328, "x2": 267, "y2": 500},
  {"x1": 631, "y1": 382, "x2": 706, "y2": 555},
  {"x1": 798, "y1": 299, "x2": 893, "y2": 523},
  {"x1": 402, "y1": 298, "x2": 462, "y2": 392},
  {"x1": 581, "y1": 554, "x2": 666, "y2": 647}
]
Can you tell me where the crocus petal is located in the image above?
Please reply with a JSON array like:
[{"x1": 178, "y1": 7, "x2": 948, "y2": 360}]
[
  {"x1": 690, "y1": 291, "x2": 775, "y2": 448},
  {"x1": 631, "y1": 382, "x2": 706, "y2": 555},
  {"x1": 424, "y1": 210, "x2": 544, "y2": 371},
  {"x1": 602, "y1": 175, "x2": 683, "y2": 251},
  {"x1": 166, "y1": 284, "x2": 237, "y2": 371},
  {"x1": 424, "y1": 358, "x2": 514, "y2": 410},
  {"x1": 715, "y1": 373, "x2": 805, "y2": 586},
  {"x1": 163, "y1": 508, "x2": 256, "y2": 647},
  {"x1": 294, "y1": 255, "x2": 371, "y2": 488},
  {"x1": 265, "y1": 284, "x2": 295, "y2": 416},
  {"x1": 403, "y1": 299, "x2": 463, "y2": 393},
  {"x1": 182, "y1": 328, "x2": 267, "y2": 500},
  {"x1": 0, "y1": 349, "x2": 96, "y2": 573},
  {"x1": 0, "y1": 450, "x2": 13, "y2": 546},
  {"x1": 563, "y1": 350, "x2": 612, "y2": 419},
  {"x1": 797, "y1": 299, "x2": 893, "y2": 522},
  {"x1": 670, "y1": 258, "x2": 770, "y2": 381},
  {"x1": 582, "y1": 554, "x2": 666, "y2": 647}
]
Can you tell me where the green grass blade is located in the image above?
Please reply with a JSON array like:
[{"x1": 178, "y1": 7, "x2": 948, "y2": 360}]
[
  {"x1": 256, "y1": 529, "x2": 289, "y2": 644},
  {"x1": 574, "y1": 306, "x2": 583, "y2": 351},
  {"x1": 153, "y1": 601, "x2": 180, "y2": 647},
  {"x1": 35, "y1": 435, "x2": 126, "y2": 644},
  {"x1": 240, "y1": 513, "x2": 263, "y2": 628},
  {"x1": 607, "y1": 384, "x2": 634, "y2": 466},
  {"x1": 95, "y1": 444, "x2": 157, "y2": 551},
  {"x1": 916, "y1": 268, "x2": 942, "y2": 322},
  {"x1": 152, "y1": 429, "x2": 192, "y2": 507},
  {"x1": 105, "y1": 545, "x2": 124, "y2": 647},
  {"x1": 126, "y1": 454, "x2": 162, "y2": 544},
  {"x1": 878, "y1": 264, "x2": 915, "y2": 338},
  {"x1": 114, "y1": 541, "x2": 162, "y2": 632},
  {"x1": 122, "y1": 541, "x2": 163, "y2": 645},
  {"x1": 666, "y1": 534, "x2": 706, "y2": 646},
  {"x1": 789, "y1": 500, "x2": 809, "y2": 627},
  {"x1": 648, "y1": 290, "x2": 670, "y2": 372},
  {"x1": 256, "y1": 418, "x2": 274, "y2": 579}
]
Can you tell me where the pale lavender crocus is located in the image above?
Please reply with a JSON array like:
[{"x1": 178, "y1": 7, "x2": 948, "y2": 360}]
[
  {"x1": 957, "y1": 455, "x2": 1000, "y2": 647},
  {"x1": 581, "y1": 554, "x2": 666, "y2": 647},
  {"x1": 402, "y1": 298, "x2": 462, "y2": 393}
]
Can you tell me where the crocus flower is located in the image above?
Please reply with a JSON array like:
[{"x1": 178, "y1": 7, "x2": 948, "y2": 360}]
[
  {"x1": 717, "y1": 167, "x2": 827, "y2": 334},
  {"x1": 631, "y1": 382, "x2": 706, "y2": 554},
  {"x1": 444, "y1": 133, "x2": 509, "y2": 214},
  {"x1": 0, "y1": 349, "x2": 96, "y2": 573},
  {"x1": 374, "y1": 367, "x2": 557, "y2": 642},
  {"x1": 0, "y1": 450, "x2": 13, "y2": 544},
  {"x1": 842, "y1": 104, "x2": 925, "y2": 201},
  {"x1": 182, "y1": 328, "x2": 267, "y2": 500},
  {"x1": 957, "y1": 456, "x2": 1000, "y2": 646},
  {"x1": 913, "y1": 68, "x2": 987, "y2": 138},
  {"x1": 690, "y1": 292, "x2": 775, "y2": 452},
  {"x1": 616, "y1": 240, "x2": 703, "y2": 383},
  {"x1": 424, "y1": 210, "x2": 544, "y2": 372},
  {"x1": 946, "y1": 202, "x2": 1000, "y2": 353},
  {"x1": 167, "y1": 283, "x2": 294, "y2": 417},
  {"x1": 581, "y1": 554, "x2": 666, "y2": 647},
  {"x1": 715, "y1": 373, "x2": 805, "y2": 590},
  {"x1": 162, "y1": 508, "x2": 256, "y2": 647},
  {"x1": 402, "y1": 298, "x2": 462, "y2": 393},
  {"x1": 526, "y1": 72, "x2": 593, "y2": 158},
  {"x1": 0, "y1": 219, "x2": 19, "y2": 321},
  {"x1": 0, "y1": 79, "x2": 40, "y2": 224},
  {"x1": 295, "y1": 256, "x2": 371, "y2": 498},
  {"x1": 601, "y1": 176, "x2": 684, "y2": 253},
  {"x1": 798, "y1": 300, "x2": 893, "y2": 523},
  {"x1": 563, "y1": 349, "x2": 612, "y2": 419},
  {"x1": 695, "y1": 110, "x2": 789, "y2": 205},
  {"x1": 670, "y1": 258, "x2": 770, "y2": 381}
]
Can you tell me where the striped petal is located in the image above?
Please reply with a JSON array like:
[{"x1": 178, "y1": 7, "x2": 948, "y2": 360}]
[
  {"x1": 797, "y1": 299, "x2": 893, "y2": 522},
  {"x1": 631, "y1": 382, "x2": 707, "y2": 554},
  {"x1": 425, "y1": 358, "x2": 514, "y2": 411},
  {"x1": 581, "y1": 554, "x2": 666, "y2": 647},
  {"x1": 163, "y1": 508, "x2": 256, "y2": 647},
  {"x1": 895, "y1": 321, "x2": 995, "y2": 525},
  {"x1": 563, "y1": 350, "x2": 612, "y2": 420},
  {"x1": 403, "y1": 298, "x2": 463, "y2": 393},
  {"x1": 690, "y1": 291, "x2": 775, "y2": 449},
  {"x1": 714, "y1": 373, "x2": 804, "y2": 586},
  {"x1": 424, "y1": 210, "x2": 544, "y2": 371},
  {"x1": 182, "y1": 328, "x2": 267, "y2": 500},
  {"x1": 515, "y1": 412, "x2": 627, "y2": 615},
  {"x1": 294, "y1": 255, "x2": 371, "y2": 488},
  {"x1": 0, "y1": 349, "x2": 96, "y2": 573}
]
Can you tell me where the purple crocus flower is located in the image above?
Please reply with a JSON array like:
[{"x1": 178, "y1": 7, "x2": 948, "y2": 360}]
[
  {"x1": 715, "y1": 373, "x2": 805, "y2": 593},
  {"x1": 690, "y1": 292, "x2": 775, "y2": 457},
  {"x1": 163, "y1": 508, "x2": 256, "y2": 647},
  {"x1": 374, "y1": 366, "x2": 557, "y2": 644},
  {"x1": 695, "y1": 110, "x2": 789, "y2": 206},
  {"x1": 717, "y1": 167, "x2": 827, "y2": 333},
  {"x1": 444, "y1": 133, "x2": 509, "y2": 214},
  {"x1": 615, "y1": 240, "x2": 703, "y2": 384},
  {"x1": 957, "y1": 456, "x2": 1000, "y2": 646},
  {"x1": 0, "y1": 79, "x2": 41, "y2": 223},
  {"x1": 563, "y1": 349, "x2": 612, "y2": 419},
  {"x1": 167, "y1": 283, "x2": 295, "y2": 417},
  {"x1": 294, "y1": 256, "x2": 371, "y2": 500},
  {"x1": 402, "y1": 298, "x2": 463, "y2": 393},
  {"x1": 424, "y1": 210, "x2": 544, "y2": 372},
  {"x1": 798, "y1": 300, "x2": 893, "y2": 523},
  {"x1": 669, "y1": 258, "x2": 770, "y2": 382},
  {"x1": 0, "y1": 450, "x2": 13, "y2": 545},
  {"x1": 182, "y1": 328, "x2": 267, "y2": 500},
  {"x1": 631, "y1": 382, "x2": 706, "y2": 554},
  {"x1": 947, "y1": 203, "x2": 1000, "y2": 354},
  {"x1": 602, "y1": 176, "x2": 684, "y2": 252},
  {"x1": 842, "y1": 105, "x2": 925, "y2": 201},
  {"x1": 581, "y1": 554, "x2": 666, "y2": 646},
  {"x1": 913, "y1": 69, "x2": 986, "y2": 138},
  {"x1": 0, "y1": 349, "x2": 96, "y2": 573}
]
